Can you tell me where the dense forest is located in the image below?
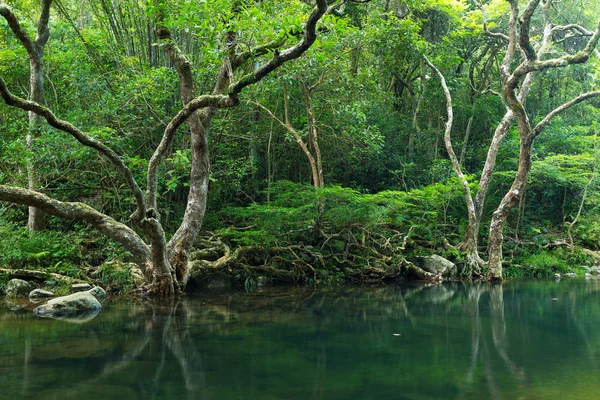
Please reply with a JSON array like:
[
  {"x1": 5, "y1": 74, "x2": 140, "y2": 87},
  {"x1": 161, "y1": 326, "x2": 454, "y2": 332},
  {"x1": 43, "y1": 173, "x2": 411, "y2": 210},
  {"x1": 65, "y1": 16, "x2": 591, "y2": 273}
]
[{"x1": 1, "y1": 0, "x2": 600, "y2": 296}]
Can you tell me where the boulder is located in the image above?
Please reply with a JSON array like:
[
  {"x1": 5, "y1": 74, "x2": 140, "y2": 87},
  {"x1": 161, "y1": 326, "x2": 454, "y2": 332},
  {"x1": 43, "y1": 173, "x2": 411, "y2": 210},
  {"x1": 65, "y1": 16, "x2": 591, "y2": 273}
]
[
  {"x1": 562, "y1": 272, "x2": 577, "y2": 278},
  {"x1": 29, "y1": 289, "x2": 55, "y2": 299},
  {"x1": 87, "y1": 286, "x2": 106, "y2": 300},
  {"x1": 71, "y1": 283, "x2": 93, "y2": 293},
  {"x1": 5, "y1": 279, "x2": 36, "y2": 298},
  {"x1": 33, "y1": 291, "x2": 101, "y2": 318},
  {"x1": 410, "y1": 255, "x2": 457, "y2": 278}
]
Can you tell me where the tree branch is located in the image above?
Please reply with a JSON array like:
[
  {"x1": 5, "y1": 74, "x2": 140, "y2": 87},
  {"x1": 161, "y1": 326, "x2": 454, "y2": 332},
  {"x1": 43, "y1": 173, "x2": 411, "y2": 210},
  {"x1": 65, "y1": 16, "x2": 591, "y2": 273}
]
[
  {"x1": 519, "y1": 0, "x2": 540, "y2": 61},
  {"x1": 0, "y1": 77, "x2": 147, "y2": 218},
  {"x1": 531, "y1": 91, "x2": 600, "y2": 139},
  {"x1": 0, "y1": 185, "x2": 152, "y2": 271},
  {"x1": 228, "y1": 0, "x2": 328, "y2": 95},
  {"x1": 0, "y1": 3, "x2": 35, "y2": 57},
  {"x1": 35, "y1": 0, "x2": 52, "y2": 48},
  {"x1": 145, "y1": 94, "x2": 238, "y2": 214}
]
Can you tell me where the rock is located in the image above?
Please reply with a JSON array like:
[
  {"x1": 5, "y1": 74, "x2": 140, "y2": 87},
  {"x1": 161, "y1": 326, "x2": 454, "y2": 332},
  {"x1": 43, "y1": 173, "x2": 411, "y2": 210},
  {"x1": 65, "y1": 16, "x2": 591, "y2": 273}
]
[
  {"x1": 71, "y1": 283, "x2": 93, "y2": 293},
  {"x1": 256, "y1": 276, "x2": 270, "y2": 287},
  {"x1": 554, "y1": 273, "x2": 561, "y2": 280},
  {"x1": 582, "y1": 248, "x2": 600, "y2": 264},
  {"x1": 5, "y1": 279, "x2": 36, "y2": 298},
  {"x1": 87, "y1": 286, "x2": 106, "y2": 300},
  {"x1": 582, "y1": 266, "x2": 592, "y2": 273},
  {"x1": 29, "y1": 289, "x2": 55, "y2": 299},
  {"x1": 591, "y1": 266, "x2": 600, "y2": 275},
  {"x1": 33, "y1": 291, "x2": 101, "y2": 319},
  {"x1": 410, "y1": 255, "x2": 457, "y2": 278},
  {"x1": 585, "y1": 273, "x2": 593, "y2": 279},
  {"x1": 562, "y1": 272, "x2": 577, "y2": 278}
]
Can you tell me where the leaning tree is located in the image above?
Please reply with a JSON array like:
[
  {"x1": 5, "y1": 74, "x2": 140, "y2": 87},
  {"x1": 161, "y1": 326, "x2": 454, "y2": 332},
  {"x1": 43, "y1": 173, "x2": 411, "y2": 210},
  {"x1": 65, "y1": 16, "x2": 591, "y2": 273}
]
[
  {"x1": 0, "y1": 0, "x2": 350, "y2": 296},
  {"x1": 486, "y1": 0, "x2": 600, "y2": 280}
]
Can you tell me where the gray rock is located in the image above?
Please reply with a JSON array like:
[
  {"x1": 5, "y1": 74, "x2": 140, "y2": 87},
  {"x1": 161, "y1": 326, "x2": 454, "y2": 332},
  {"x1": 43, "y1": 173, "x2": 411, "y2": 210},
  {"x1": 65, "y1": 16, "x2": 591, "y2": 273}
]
[
  {"x1": 29, "y1": 289, "x2": 55, "y2": 299},
  {"x1": 562, "y1": 272, "x2": 577, "y2": 278},
  {"x1": 411, "y1": 255, "x2": 457, "y2": 278},
  {"x1": 71, "y1": 283, "x2": 93, "y2": 293},
  {"x1": 585, "y1": 273, "x2": 593, "y2": 279},
  {"x1": 554, "y1": 273, "x2": 561, "y2": 280},
  {"x1": 582, "y1": 266, "x2": 592, "y2": 273},
  {"x1": 33, "y1": 291, "x2": 101, "y2": 318},
  {"x1": 87, "y1": 286, "x2": 106, "y2": 300},
  {"x1": 256, "y1": 276, "x2": 270, "y2": 287},
  {"x1": 6, "y1": 279, "x2": 36, "y2": 298}
]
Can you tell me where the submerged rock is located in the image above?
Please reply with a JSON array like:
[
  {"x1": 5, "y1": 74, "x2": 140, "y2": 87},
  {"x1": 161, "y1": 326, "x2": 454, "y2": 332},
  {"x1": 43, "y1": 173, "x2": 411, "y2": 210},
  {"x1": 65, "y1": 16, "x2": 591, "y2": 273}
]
[
  {"x1": 29, "y1": 289, "x2": 55, "y2": 299},
  {"x1": 33, "y1": 291, "x2": 101, "y2": 319},
  {"x1": 5, "y1": 279, "x2": 36, "y2": 298},
  {"x1": 71, "y1": 283, "x2": 93, "y2": 293}
]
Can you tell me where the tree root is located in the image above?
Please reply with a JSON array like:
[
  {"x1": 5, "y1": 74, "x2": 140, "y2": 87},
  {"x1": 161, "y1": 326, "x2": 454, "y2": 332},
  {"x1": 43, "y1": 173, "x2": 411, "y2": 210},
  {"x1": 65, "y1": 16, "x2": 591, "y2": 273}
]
[
  {"x1": 0, "y1": 267, "x2": 85, "y2": 284},
  {"x1": 401, "y1": 261, "x2": 443, "y2": 282}
]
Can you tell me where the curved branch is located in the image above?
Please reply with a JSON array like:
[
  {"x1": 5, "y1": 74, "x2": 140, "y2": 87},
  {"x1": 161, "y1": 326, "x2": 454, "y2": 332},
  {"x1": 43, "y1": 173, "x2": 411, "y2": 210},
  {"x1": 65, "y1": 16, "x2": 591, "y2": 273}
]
[
  {"x1": 0, "y1": 185, "x2": 152, "y2": 271},
  {"x1": 0, "y1": 78, "x2": 145, "y2": 213},
  {"x1": 474, "y1": 0, "x2": 509, "y2": 42},
  {"x1": 145, "y1": 94, "x2": 238, "y2": 211},
  {"x1": 0, "y1": 3, "x2": 35, "y2": 57},
  {"x1": 228, "y1": 0, "x2": 328, "y2": 95},
  {"x1": 424, "y1": 56, "x2": 477, "y2": 236},
  {"x1": 531, "y1": 91, "x2": 600, "y2": 139},
  {"x1": 510, "y1": 20, "x2": 600, "y2": 84},
  {"x1": 0, "y1": 78, "x2": 147, "y2": 217}
]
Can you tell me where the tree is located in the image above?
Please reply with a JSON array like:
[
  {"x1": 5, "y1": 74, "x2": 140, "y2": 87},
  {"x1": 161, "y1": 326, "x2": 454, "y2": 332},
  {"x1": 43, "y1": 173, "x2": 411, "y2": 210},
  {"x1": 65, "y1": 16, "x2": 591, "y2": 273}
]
[
  {"x1": 0, "y1": 0, "x2": 339, "y2": 296},
  {"x1": 0, "y1": 0, "x2": 52, "y2": 231},
  {"x1": 486, "y1": 0, "x2": 600, "y2": 280}
]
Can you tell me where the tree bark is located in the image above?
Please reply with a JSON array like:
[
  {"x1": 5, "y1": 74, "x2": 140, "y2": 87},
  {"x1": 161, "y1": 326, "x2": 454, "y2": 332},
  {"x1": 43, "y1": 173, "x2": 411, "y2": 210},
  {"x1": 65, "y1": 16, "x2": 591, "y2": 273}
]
[{"x1": 0, "y1": 1, "x2": 52, "y2": 231}]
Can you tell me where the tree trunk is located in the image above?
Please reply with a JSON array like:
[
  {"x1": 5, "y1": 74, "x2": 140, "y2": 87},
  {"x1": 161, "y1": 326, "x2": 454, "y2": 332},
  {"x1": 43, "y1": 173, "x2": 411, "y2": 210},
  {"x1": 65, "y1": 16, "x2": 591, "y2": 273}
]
[
  {"x1": 27, "y1": 56, "x2": 47, "y2": 231},
  {"x1": 487, "y1": 141, "x2": 531, "y2": 280}
]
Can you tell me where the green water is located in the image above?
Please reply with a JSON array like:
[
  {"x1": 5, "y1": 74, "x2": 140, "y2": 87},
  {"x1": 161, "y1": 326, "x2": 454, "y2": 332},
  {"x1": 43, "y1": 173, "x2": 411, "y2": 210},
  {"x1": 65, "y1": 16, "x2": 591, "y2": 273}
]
[{"x1": 2, "y1": 280, "x2": 600, "y2": 399}]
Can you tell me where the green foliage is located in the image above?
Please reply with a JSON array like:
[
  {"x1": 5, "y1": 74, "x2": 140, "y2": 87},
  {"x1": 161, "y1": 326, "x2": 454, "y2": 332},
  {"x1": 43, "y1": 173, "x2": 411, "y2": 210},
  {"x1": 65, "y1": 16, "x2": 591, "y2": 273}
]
[
  {"x1": 507, "y1": 248, "x2": 593, "y2": 278},
  {"x1": 0, "y1": 221, "x2": 84, "y2": 271}
]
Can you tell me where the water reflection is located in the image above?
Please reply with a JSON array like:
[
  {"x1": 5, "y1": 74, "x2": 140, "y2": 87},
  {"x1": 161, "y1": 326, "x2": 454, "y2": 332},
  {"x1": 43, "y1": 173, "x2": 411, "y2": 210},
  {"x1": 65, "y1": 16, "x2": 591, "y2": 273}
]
[{"x1": 2, "y1": 280, "x2": 600, "y2": 399}]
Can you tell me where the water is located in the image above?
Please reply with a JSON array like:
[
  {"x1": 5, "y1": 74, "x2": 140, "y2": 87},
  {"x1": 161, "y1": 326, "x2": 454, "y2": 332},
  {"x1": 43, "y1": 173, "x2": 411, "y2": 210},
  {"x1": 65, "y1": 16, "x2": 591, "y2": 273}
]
[{"x1": 2, "y1": 280, "x2": 600, "y2": 399}]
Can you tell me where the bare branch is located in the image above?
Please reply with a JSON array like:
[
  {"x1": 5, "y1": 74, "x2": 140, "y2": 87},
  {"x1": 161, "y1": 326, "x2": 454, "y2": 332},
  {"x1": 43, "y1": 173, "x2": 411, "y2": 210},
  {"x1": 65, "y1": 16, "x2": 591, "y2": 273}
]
[
  {"x1": 424, "y1": 56, "x2": 477, "y2": 230},
  {"x1": 502, "y1": 0, "x2": 520, "y2": 81},
  {"x1": 474, "y1": 0, "x2": 509, "y2": 42},
  {"x1": 531, "y1": 91, "x2": 600, "y2": 139},
  {"x1": 519, "y1": 0, "x2": 540, "y2": 61}
]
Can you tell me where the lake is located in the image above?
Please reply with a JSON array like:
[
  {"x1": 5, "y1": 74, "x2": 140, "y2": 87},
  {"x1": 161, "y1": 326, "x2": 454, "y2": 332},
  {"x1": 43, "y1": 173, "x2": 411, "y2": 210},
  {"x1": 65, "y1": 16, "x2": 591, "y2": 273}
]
[{"x1": 2, "y1": 280, "x2": 600, "y2": 399}]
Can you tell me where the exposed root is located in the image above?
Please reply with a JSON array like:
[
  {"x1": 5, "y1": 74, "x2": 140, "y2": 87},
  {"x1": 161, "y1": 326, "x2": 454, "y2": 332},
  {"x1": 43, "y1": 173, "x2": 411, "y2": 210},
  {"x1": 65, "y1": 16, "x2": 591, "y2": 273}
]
[
  {"x1": 0, "y1": 267, "x2": 84, "y2": 284},
  {"x1": 402, "y1": 260, "x2": 443, "y2": 282}
]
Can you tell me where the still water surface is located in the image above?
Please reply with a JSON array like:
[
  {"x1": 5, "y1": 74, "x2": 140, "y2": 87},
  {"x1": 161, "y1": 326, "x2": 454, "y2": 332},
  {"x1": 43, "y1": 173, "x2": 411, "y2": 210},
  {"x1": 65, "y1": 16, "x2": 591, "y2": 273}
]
[{"x1": 2, "y1": 280, "x2": 600, "y2": 399}]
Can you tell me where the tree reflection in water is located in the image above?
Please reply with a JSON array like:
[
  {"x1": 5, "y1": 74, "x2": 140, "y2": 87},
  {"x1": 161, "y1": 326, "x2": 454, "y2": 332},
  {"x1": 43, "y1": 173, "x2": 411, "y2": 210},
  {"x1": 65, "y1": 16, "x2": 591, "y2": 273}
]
[{"x1": 2, "y1": 281, "x2": 600, "y2": 399}]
